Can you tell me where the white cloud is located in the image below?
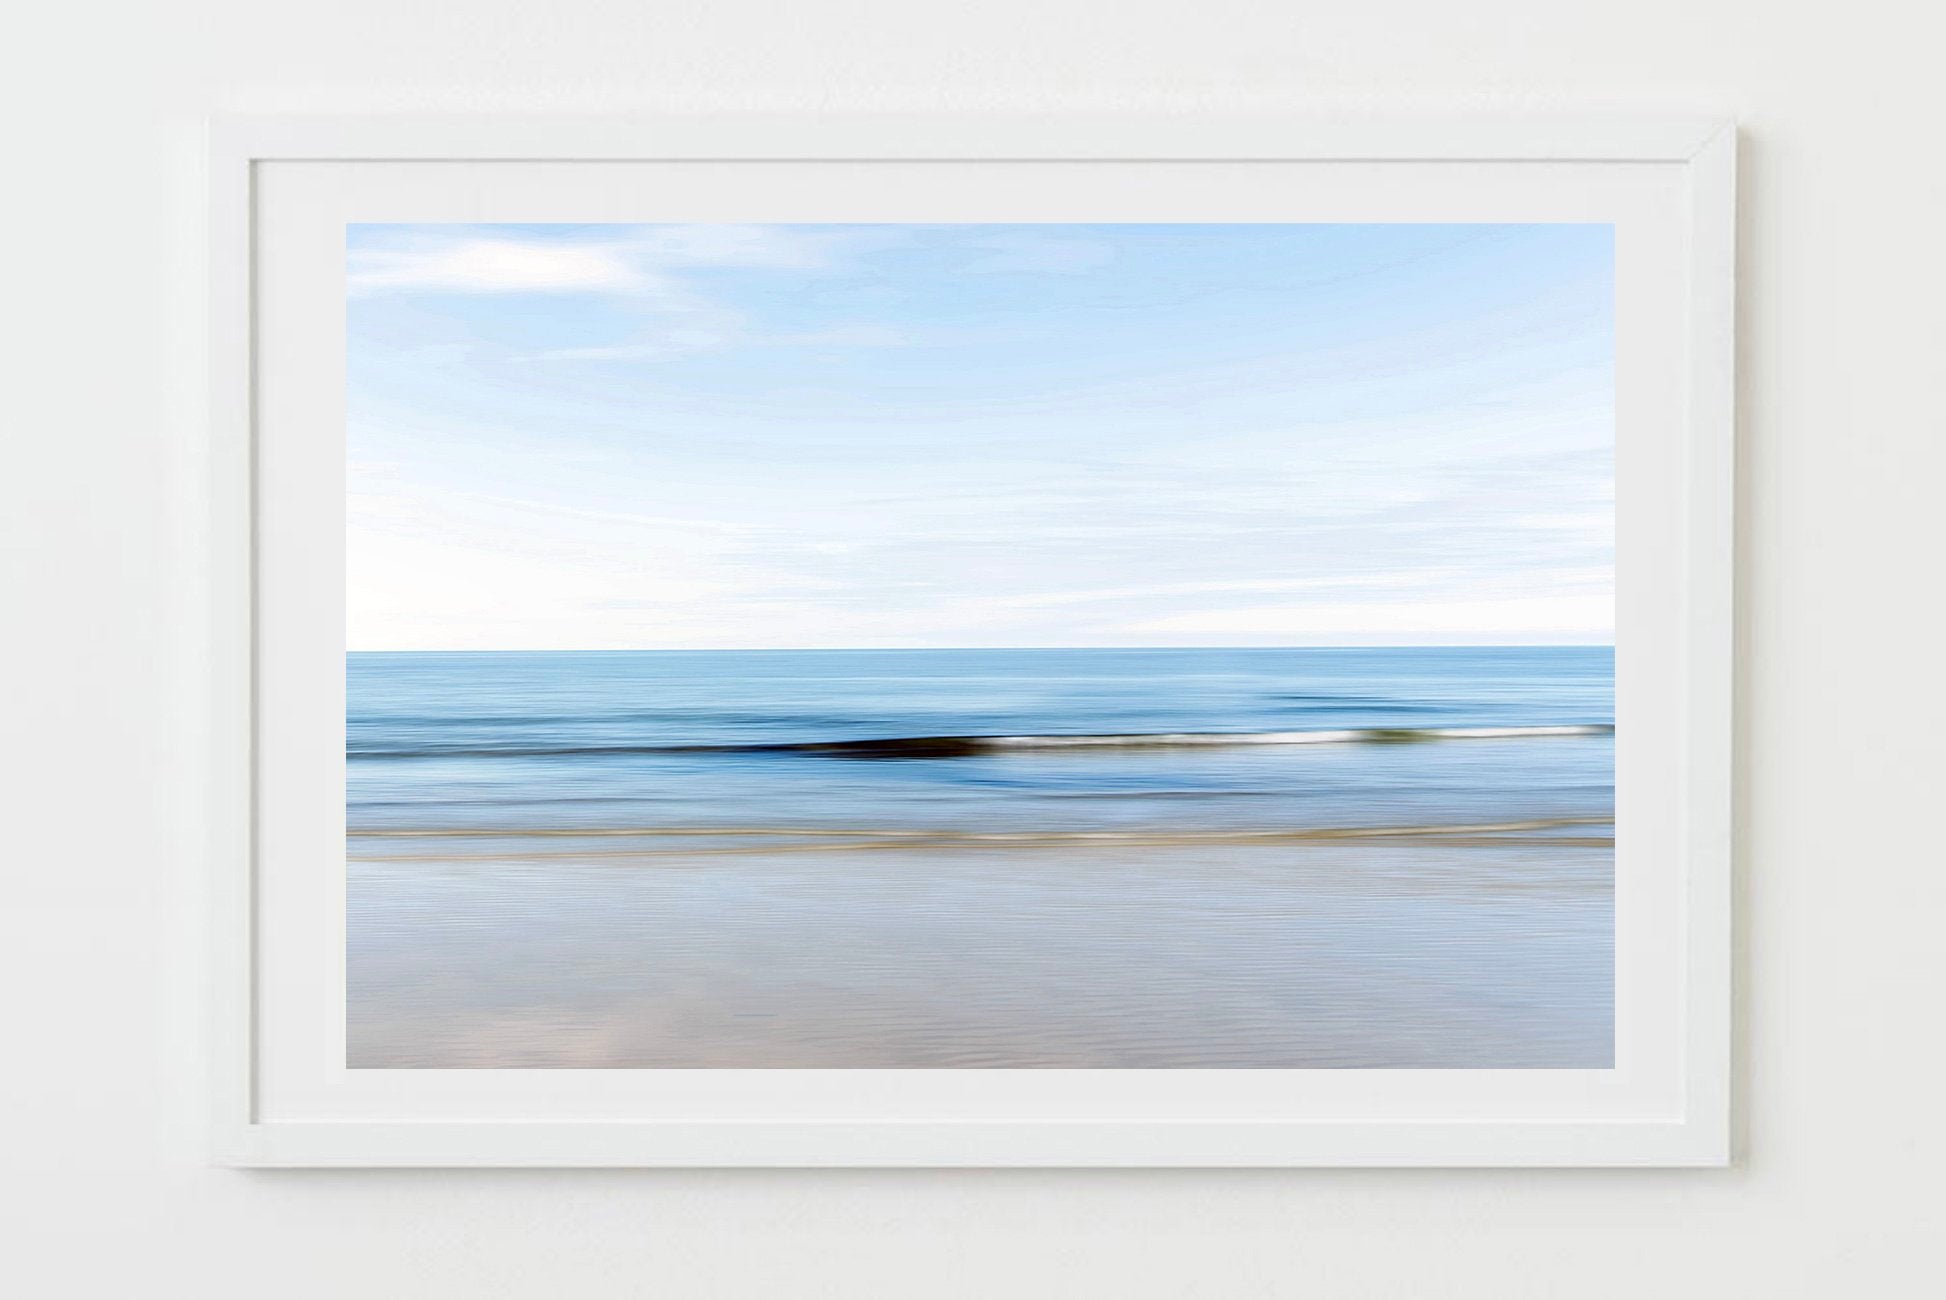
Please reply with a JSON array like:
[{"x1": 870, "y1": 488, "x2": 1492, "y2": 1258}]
[
  {"x1": 350, "y1": 227, "x2": 916, "y2": 361},
  {"x1": 348, "y1": 237, "x2": 657, "y2": 295},
  {"x1": 347, "y1": 225, "x2": 833, "y2": 297}
]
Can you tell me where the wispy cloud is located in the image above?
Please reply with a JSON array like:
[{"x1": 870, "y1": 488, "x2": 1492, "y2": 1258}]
[
  {"x1": 350, "y1": 225, "x2": 916, "y2": 362},
  {"x1": 349, "y1": 236, "x2": 657, "y2": 295},
  {"x1": 347, "y1": 224, "x2": 832, "y2": 297}
]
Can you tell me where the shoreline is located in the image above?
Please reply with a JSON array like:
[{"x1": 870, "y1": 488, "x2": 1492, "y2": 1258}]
[{"x1": 347, "y1": 816, "x2": 1615, "y2": 861}]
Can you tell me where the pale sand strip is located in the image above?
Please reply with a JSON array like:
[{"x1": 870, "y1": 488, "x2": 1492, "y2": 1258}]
[{"x1": 348, "y1": 817, "x2": 1614, "y2": 862}]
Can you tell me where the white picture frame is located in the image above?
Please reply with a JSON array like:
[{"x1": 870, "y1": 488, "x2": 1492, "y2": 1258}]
[{"x1": 208, "y1": 113, "x2": 1734, "y2": 1168}]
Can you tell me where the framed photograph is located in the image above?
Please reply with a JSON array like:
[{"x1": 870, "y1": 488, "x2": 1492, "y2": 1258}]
[{"x1": 209, "y1": 114, "x2": 1734, "y2": 1166}]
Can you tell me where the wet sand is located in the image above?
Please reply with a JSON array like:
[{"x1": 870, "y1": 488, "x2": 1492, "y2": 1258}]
[{"x1": 348, "y1": 824, "x2": 1612, "y2": 1069}]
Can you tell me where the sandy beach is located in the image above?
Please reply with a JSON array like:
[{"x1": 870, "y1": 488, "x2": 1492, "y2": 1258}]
[{"x1": 349, "y1": 822, "x2": 1612, "y2": 1069}]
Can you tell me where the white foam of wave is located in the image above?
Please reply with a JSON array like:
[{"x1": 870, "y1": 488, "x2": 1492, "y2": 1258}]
[{"x1": 981, "y1": 725, "x2": 1609, "y2": 749}]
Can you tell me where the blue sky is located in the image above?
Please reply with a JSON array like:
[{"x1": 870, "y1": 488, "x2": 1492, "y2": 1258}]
[{"x1": 347, "y1": 222, "x2": 1612, "y2": 650}]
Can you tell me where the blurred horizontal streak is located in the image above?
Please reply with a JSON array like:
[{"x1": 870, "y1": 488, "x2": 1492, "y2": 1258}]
[
  {"x1": 349, "y1": 817, "x2": 1615, "y2": 861},
  {"x1": 349, "y1": 815, "x2": 1612, "y2": 840}
]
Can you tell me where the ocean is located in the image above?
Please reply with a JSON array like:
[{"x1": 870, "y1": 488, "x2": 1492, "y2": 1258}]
[{"x1": 348, "y1": 646, "x2": 1614, "y2": 1068}]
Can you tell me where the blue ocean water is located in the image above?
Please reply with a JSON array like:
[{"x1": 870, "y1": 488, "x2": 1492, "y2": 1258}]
[{"x1": 347, "y1": 646, "x2": 1613, "y2": 836}]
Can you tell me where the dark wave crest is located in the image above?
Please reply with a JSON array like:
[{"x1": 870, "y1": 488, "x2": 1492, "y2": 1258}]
[{"x1": 348, "y1": 723, "x2": 1613, "y2": 761}]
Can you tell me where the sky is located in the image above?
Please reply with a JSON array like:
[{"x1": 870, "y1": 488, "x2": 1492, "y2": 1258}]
[{"x1": 347, "y1": 222, "x2": 1613, "y2": 650}]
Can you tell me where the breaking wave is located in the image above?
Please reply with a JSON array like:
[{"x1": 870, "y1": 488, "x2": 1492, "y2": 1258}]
[{"x1": 350, "y1": 723, "x2": 1612, "y2": 761}]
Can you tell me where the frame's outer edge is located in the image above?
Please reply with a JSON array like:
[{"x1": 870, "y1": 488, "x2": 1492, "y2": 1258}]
[
  {"x1": 1681, "y1": 124, "x2": 1738, "y2": 1165},
  {"x1": 210, "y1": 115, "x2": 1738, "y2": 1167},
  {"x1": 232, "y1": 1120, "x2": 1729, "y2": 1169},
  {"x1": 207, "y1": 112, "x2": 1728, "y2": 164},
  {"x1": 206, "y1": 125, "x2": 258, "y2": 1160}
]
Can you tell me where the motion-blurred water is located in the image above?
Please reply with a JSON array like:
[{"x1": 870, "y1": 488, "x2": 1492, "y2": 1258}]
[
  {"x1": 347, "y1": 647, "x2": 1614, "y2": 1068},
  {"x1": 348, "y1": 646, "x2": 1612, "y2": 834}
]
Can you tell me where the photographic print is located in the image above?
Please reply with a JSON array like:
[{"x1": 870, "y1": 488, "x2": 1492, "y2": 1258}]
[{"x1": 345, "y1": 221, "x2": 1615, "y2": 1070}]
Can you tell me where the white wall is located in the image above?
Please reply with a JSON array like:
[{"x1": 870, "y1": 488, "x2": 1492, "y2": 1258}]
[{"x1": 3, "y1": 2, "x2": 1941, "y2": 1294}]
